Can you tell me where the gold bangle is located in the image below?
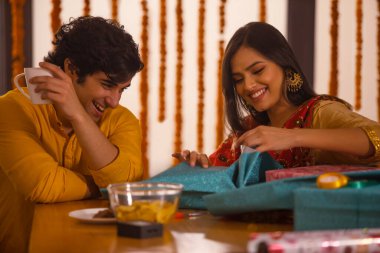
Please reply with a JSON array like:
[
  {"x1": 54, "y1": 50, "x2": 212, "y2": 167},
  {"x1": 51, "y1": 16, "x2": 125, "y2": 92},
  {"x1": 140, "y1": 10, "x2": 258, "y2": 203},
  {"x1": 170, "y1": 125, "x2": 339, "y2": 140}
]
[{"x1": 361, "y1": 126, "x2": 380, "y2": 159}]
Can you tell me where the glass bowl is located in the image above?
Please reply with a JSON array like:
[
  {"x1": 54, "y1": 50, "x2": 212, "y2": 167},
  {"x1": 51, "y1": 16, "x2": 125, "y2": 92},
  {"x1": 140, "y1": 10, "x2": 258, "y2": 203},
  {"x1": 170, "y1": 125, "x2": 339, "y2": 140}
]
[{"x1": 107, "y1": 182, "x2": 183, "y2": 224}]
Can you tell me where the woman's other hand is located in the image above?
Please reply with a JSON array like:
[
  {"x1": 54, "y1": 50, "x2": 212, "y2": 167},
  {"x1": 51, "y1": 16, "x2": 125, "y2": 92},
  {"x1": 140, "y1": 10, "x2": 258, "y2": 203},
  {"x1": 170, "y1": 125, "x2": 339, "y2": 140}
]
[{"x1": 172, "y1": 150, "x2": 210, "y2": 168}]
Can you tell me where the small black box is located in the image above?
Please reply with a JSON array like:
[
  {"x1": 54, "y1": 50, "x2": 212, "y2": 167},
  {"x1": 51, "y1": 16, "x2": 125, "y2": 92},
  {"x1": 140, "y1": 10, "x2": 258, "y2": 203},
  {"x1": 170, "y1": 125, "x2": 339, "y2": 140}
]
[{"x1": 117, "y1": 221, "x2": 163, "y2": 239}]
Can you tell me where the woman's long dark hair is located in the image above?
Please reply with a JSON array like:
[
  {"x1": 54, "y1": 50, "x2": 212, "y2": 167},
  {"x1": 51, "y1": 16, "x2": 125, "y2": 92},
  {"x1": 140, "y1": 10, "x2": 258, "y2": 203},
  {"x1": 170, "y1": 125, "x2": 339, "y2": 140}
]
[{"x1": 222, "y1": 22, "x2": 317, "y2": 133}]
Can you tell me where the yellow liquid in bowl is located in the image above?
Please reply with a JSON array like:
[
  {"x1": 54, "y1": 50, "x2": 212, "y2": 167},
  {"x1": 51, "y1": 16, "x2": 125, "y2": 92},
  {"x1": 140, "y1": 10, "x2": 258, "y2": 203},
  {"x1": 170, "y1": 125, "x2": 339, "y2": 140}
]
[{"x1": 115, "y1": 200, "x2": 178, "y2": 224}]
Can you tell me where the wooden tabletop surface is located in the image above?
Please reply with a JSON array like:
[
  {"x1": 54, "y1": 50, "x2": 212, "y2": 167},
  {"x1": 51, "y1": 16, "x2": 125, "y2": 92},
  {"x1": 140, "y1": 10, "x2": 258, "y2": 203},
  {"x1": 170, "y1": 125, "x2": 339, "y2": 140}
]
[{"x1": 28, "y1": 199, "x2": 292, "y2": 253}]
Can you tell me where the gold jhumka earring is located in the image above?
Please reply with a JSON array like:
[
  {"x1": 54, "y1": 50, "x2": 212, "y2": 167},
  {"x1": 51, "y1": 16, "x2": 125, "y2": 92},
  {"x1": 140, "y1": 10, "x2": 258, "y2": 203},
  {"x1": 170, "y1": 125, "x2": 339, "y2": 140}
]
[{"x1": 285, "y1": 69, "x2": 304, "y2": 93}]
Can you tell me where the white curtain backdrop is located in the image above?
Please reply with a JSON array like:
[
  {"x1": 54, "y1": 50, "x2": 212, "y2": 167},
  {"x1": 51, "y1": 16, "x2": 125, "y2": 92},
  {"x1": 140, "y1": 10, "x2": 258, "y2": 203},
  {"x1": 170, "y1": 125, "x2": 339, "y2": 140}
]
[{"x1": 32, "y1": 0, "x2": 378, "y2": 176}]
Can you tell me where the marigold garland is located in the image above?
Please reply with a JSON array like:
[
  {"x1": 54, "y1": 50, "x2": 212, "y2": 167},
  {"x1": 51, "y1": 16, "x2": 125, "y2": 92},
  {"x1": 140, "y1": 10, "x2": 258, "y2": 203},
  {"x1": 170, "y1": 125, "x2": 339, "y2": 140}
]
[
  {"x1": 140, "y1": 0, "x2": 150, "y2": 178},
  {"x1": 112, "y1": 0, "x2": 118, "y2": 21},
  {"x1": 259, "y1": 0, "x2": 266, "y2": 22},
  {"x1": 216, "y1": 0, "x2": 227, "y2": 148},
  {"x1": 355, "y1": 0, "x2": 362, "y2": 110},
  {"x1": 197, "y1": 0, "x2": 206, "y2": 152},
  {"x1": 173, "y1": 0, "x2": 184, "y2": 163},
  {"x1": 51, "y1": 0, "x2": 61, "y2": 37},
  {"x1": 158, "y1": 0, "x2": 167, "y2": 122},
  {"x1": 10, "y1": 0, "x2": 26, "y2": 87},
  {"x1": 329, "y1": 0, "x2": 339, "y2": 96},
  {"x1": 377, "y1": 0, "x2": 380, "y2": 121},
  {"x1": 83, "y1": 0, "x2": 90, "y2": 16}
]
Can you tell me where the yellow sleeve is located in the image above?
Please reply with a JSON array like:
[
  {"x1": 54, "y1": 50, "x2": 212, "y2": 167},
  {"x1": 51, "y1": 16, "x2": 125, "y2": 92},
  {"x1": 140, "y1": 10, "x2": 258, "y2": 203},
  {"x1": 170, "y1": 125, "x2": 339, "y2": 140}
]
[
  {"x1": 0, "y1": 91, "x2": 88, "y2": 203},
  {"x1": 91, "y1": 106, "x2": 143, "y2": 187},
  {"x1": 312, "y1": 100, "x2": 380, "y2": 165}
]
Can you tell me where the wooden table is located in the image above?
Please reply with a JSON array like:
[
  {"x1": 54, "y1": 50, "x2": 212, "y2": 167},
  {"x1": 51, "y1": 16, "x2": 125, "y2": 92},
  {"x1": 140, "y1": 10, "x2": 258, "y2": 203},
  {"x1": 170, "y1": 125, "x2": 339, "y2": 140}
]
[{"x1": 29, "y1": 199, "x2": 292, "y2": 253}]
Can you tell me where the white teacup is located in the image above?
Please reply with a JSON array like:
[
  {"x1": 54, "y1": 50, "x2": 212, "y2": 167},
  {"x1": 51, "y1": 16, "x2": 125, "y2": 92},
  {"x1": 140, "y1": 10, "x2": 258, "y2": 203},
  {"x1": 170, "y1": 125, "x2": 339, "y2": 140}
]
[{"x1": 13, "y1": 68, "x2": 53, "y2": 104}]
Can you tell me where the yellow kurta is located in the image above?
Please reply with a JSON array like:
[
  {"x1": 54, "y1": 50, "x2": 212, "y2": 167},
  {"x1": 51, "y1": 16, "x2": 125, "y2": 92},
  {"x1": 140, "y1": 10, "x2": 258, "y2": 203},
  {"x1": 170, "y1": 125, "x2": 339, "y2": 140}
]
[
  {"x1": 312, "y1": 99, "x2": 380, "y2": 166},
  {"x1": 0, "y1": 89, "x2": 143, "y2": 252}
]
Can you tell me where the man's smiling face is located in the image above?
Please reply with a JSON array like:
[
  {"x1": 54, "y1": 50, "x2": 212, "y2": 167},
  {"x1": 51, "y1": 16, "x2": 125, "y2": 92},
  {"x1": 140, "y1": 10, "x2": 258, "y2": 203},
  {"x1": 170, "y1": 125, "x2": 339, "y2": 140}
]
[{"x1": 73, "y1": 72, "x2": 131, "y2": 122}]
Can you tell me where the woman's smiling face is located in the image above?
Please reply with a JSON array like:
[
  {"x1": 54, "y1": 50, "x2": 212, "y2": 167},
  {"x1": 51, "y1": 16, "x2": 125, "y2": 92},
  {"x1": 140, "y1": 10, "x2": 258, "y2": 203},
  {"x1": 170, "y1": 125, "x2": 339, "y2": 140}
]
[{"x1": 231, "y1": 46, "x2": 285, "y2": 113}]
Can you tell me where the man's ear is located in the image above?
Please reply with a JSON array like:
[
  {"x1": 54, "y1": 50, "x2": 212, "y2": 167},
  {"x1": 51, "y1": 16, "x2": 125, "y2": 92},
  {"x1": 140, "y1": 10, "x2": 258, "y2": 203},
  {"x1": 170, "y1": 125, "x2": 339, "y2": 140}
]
[{"x1": 63, "y1": 58, "x2": 77, "y2": 76}]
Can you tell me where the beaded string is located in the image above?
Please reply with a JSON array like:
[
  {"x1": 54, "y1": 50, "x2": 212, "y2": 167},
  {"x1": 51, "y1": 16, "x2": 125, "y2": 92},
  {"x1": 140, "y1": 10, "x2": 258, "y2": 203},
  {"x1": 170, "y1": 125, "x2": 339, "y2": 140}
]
[
  {"x1": 197, "y1": 0, "x2": 206, "y2": 152},
  {"x1": 355, "y1": 0, "x2": 362, "y2": 110},
  {"x1": 259, "y1": 0, "x2": 266, "y2": 22},
  {"x1": 83, "y1": 0, "x2": 90, "y2": 16},
  {"x1": 140, "y1": 0, "x2": 150, "y2": 178},
  {"x1": 378, "y1": 0, "x2": 380, "y2": 121},
  {"x1": 51, "y1": 0, "x2": 61, "y2": 39},
  {"x1": 329, "y1": 0, "x2": 339, "y2": 96},
  {"x1": 112, "y1": 0, "x2": 118, "y2": 20},
  {"x1": 158, "y1": 0, "x2": 167, "y2": 122},
  {"x1": 10, "y1": 0, "x2": 25, "y2": 86},
  {"x1": 215, "y1": 0, "x2": 227, "y2": 148},
  {"x1": 173, "y1": 0, "x2": 184, "y2": 163}
]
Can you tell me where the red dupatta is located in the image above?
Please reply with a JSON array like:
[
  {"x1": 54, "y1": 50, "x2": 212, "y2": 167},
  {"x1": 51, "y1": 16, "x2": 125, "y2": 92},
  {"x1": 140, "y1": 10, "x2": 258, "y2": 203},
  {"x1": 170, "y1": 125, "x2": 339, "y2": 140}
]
[{"x1": 209, "y1": 96, "x2": 321, "y2": 168}]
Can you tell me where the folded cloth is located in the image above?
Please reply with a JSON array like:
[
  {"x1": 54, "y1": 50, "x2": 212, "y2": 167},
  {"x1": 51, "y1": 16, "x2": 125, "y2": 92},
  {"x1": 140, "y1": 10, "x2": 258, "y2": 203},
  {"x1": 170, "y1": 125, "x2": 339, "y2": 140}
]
[
  {"x1": 294, "y1": 178, "x2": 380, "y2": 231},
  {"x1": 203, "y1": 175, "x2": 316, "y2": 214},
  {"x1": 146, "y1": 151, "x2": 282, "y2": 209},
  {"x1": 204, "y1": 170, "x2": 380, "y2": 230}
]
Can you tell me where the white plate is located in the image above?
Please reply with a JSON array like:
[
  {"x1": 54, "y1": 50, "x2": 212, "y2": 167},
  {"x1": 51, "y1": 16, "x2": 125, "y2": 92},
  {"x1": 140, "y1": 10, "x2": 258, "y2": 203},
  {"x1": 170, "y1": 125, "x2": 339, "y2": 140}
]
[{"x1": 68, "y1": 208, "x2": 116, "y2": 224}]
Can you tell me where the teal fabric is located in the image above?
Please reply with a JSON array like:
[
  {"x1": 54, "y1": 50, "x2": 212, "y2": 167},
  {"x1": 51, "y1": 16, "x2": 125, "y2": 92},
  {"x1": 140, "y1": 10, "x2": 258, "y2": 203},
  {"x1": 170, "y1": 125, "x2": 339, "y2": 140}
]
[
  {"x1": 294, "y1": 187, "x2": 361, "y2": 230},
  {"x1": 294, "y1": 184, "x2": 380, "y2": 231},
  {"x1": 146, "y1": 151, "x2": 282, "y2": 209},
  {"x1": 204, "y1": 170, "x2": 380, "y2": 231},
  {"x1": 203, "y1": 175, "x2": 316, "y2": 213}
]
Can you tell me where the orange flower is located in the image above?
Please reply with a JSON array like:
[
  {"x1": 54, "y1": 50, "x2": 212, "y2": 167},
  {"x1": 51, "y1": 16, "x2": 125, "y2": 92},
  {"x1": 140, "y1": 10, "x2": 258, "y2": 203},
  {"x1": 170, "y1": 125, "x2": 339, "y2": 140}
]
[
  {"x1": 259, "y1": 0, "x2": 266, "y2": 22},
  {"x1": 158, "y1": 0, "x2": 167, "y2": 122},
  {"x1": 216, "y1": 0, "x2": 227, "y2": 148},
  {"x1": 197, "y1": 0, "x2": 206, "y2": 152},
  {"x1": 83, "y1": 0, "x2": 90, "y2": 16},
  {"x1": 329, "y1": 0, "x2": 339, "y2": 97},
  {"x1": 51, "y1": 0, "x2": 61, "y2": 36},
  {"x1": 112, "y1": 0, "x2": 118, "y2": 21},
  {"x1": 140, "y1": 0, "x2": 150, "y2": 177},
  {"x1": 10, "y1": 0, "x2": 26, "y2": 85},
  {"x1": 355, "y1": 0, "x2": 363, "y2": 110},
  {"x1": 378, "y1": 0, "x2": 380, "y2": 121},
  {"x1": 173, "y1": 0, "x2": 184, "y2": 164}
]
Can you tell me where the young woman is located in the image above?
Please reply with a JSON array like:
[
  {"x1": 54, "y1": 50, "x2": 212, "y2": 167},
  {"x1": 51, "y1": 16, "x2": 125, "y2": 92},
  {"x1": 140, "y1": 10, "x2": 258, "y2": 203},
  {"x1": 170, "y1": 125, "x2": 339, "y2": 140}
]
[{"x1": 173, "y1": 22, "x2": 380, "y2": 169}]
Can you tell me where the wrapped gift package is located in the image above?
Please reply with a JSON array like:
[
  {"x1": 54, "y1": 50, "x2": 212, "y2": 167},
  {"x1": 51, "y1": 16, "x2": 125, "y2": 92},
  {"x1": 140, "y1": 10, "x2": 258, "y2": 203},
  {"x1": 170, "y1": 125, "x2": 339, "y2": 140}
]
[
  {"x1": 294, "y1": 184, "x2": 380, "y2": 231},
  {"x1": 147, "y1": 148, "x2": 380, "y2": 230},
  {"x1": 205, "y1": 170, "x2": 380, "y2": 231},
  {"x1": 265, "y1": 165, "x2": 380, "y2": 182}
]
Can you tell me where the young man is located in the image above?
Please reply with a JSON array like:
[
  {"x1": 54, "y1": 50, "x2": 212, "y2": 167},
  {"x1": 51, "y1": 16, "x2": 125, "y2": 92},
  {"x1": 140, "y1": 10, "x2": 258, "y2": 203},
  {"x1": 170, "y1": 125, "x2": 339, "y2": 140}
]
[{"x1": 0, "y1": 16, "x2": 144, "y2": 252}]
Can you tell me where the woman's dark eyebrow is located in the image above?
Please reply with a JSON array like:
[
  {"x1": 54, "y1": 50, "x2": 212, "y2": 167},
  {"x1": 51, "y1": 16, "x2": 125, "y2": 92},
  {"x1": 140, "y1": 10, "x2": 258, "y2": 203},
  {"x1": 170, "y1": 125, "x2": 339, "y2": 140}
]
[
  {"x1": 232, "y1": 61, "x2": 263, "y2": 76},
  {"x1": 244, "y1": 61, "x2": 263, "y2": 71}
]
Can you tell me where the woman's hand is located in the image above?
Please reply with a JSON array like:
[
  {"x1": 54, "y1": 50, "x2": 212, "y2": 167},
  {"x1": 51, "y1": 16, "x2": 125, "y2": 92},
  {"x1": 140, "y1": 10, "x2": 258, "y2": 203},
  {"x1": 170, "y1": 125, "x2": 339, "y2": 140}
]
[
  {"x1": 233, "y1": 125, "x2": 298, "y2": 152},
  {"x1": 172, "y1": 150, "x2": 210, "y2": 168}
]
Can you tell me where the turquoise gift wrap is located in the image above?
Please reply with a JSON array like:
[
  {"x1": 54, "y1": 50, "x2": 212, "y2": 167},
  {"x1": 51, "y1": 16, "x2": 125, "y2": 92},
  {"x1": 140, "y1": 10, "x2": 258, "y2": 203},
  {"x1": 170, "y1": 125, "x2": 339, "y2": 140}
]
[
  {"x1": 204, "y1": 175, "x2": 316, "y2": 214},
  {"x1": 204, "y1": 170, "x2": 380, "y2": 231},
  {"x1": 294, "y1": 184, "x2": 380, "y2": 231},
  {"x1": 145, "y1": 152, "x2": 282, "y2": 209}
]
